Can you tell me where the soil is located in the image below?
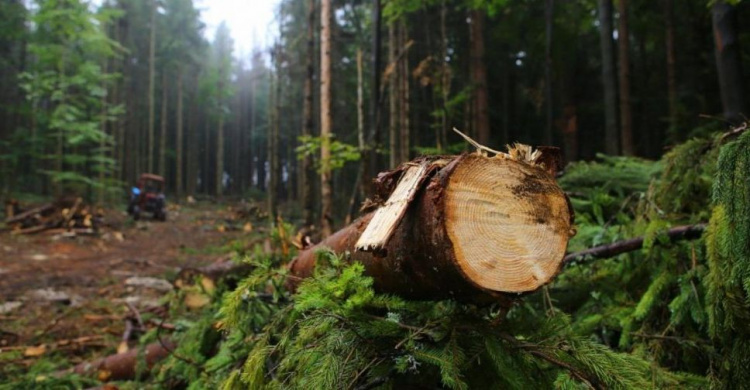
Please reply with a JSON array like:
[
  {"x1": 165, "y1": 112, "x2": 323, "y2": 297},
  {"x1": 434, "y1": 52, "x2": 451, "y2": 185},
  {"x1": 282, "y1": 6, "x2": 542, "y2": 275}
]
[{"x1": 0, "y1": 201, "x2": 256, "y2": 375}]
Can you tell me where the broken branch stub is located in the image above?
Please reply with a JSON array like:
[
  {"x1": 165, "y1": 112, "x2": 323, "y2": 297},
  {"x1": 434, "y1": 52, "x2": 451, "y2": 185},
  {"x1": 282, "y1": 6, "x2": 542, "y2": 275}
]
[{"x1": 290, "y1": 147, "x2": 575, "y2": 301}]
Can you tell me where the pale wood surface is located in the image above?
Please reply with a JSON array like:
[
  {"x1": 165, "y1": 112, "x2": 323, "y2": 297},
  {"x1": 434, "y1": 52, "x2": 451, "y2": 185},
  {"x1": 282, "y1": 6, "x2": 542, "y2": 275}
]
[
  {"x1": 356, "y1": 162, "x2": 429, "y2": 251},
  {"x1": 445, "y1": 154, "x2": 572, "y2": 292}
]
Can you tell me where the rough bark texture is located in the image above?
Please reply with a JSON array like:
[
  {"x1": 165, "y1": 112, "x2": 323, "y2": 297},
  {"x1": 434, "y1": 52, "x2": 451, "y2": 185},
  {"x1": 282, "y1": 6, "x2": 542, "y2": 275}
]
[
  {"x1": 712, "y1": 1, "x2": 746, "y2": 125},
  {"x1": 617, "y1": 0, "x2": 633, "y2": 155},
  {"x1": 320, "y1": 0, "x2": 333, "y2": 237},
  {"x1": 289, "y1": 152, "x2": 574, "y2": 302},
  {"x1": 597, "y1": 0, "x2": 619, "y2": 155}
]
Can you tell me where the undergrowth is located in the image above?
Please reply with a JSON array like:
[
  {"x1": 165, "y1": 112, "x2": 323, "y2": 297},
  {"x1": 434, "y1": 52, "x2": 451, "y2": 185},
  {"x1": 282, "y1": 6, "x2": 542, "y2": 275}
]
[{"x1": 3, "y1": 126, "x2": 748, "y2": 389}]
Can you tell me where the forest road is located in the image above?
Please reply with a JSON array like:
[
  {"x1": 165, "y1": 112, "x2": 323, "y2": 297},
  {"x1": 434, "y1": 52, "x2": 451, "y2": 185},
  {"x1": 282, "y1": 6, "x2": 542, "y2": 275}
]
[{"x1": 0, "y1": 203, "x2": 246, "y2": 356}]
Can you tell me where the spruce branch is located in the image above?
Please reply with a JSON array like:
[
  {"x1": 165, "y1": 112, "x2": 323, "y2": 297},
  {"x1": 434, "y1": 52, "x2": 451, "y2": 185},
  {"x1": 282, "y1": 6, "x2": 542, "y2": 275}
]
[
  {"x1": 564, "y1": 224, "x2": 706, "y2": 264},
  {"x1": 498, "y1": 333, "x2": 599, "y2": 389}
]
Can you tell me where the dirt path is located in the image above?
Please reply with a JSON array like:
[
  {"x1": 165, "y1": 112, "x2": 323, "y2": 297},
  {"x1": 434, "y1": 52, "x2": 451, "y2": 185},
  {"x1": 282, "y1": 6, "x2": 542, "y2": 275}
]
[
  {"x1": 0, "y1": 202, "x2": 252, "y2": 373},
  {"x1": 1, "y1": 203, "x2": 240, "y2": 298}
]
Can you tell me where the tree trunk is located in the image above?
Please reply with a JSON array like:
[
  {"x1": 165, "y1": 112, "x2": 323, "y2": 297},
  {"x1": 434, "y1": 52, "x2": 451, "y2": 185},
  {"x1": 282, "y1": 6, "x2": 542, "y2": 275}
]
[
  {"x1": 320, "y1": 0, "x2": 334, "y2": 237},
  {"x1": 216, "y1": 67, "x2": 225, "y2": 197},
  {"x1": 712, "y1": 1, "x2": 746, "y2": 125},
  {"x1": 469, "y1": 9, "x2": 490, "y2": 145},
  {"x1": 399, "y1": 21, "x2": 410, "y2": 164},
  {"x1": 216, "y1": 112, "x2": 224, "y2": 197},
  {"x1": 301, "y1": 0, "x2": 316, "y2": 226},
  {"x1": 148, "y1": 0, "x2": 156, "y2": 173},
  {"x1": 176, "y1": 67, "x2": 183, "y2": 199},
  {"x1": 597, "y1": 0, "x2": 619, "y2": 155},
  {"x1": 544, "y1": 0, "x2": 554, "y2": 146},
  {"x1": 664, "y1": 0, "x2": 677, "y2": 132},
  {"x1": 388, "y1": 23, "x2": 398, "y2": 168},
  {"x1": 439, "y1": 0, "x2": 449, "y2": 150},
  {"x1": 269, "y1": 53, "x2": 280, "y2": 218},
  {"x1": 356, "y1": 47, "x2": 366, "y2": 194},
  {"x1": 367, "y1": 0, "x2": 382, "y2": 193},
  {"x1": 617, "y1": 0, "x2": 633, "y2": 155},
  {"x1": 159, "y1": 73, "x2": 167, "y2": 176},
  {"x1": 289, "y1": 152, "x2": 574, "y2": 302}
]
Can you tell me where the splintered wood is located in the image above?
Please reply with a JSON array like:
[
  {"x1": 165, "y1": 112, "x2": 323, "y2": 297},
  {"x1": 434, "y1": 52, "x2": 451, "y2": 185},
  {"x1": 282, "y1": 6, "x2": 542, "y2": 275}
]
[{"x1": 355, "y1": 162, "x2": 430, "y2": 252}]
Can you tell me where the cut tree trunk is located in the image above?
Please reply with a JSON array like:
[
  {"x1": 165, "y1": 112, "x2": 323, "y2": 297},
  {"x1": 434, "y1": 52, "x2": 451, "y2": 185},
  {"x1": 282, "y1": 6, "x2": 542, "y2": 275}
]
[
  {"x1": 289, "y1": 149, "x2": 574, "y2": 301},
  {"x1": 69, "y1": 339, "x2": 174, "y2": 381}
]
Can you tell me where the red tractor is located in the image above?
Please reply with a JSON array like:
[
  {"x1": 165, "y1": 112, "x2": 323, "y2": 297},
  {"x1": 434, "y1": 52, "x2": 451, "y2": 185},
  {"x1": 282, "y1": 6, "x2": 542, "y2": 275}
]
[{"x1": 127, "y1": 173, "x2": 167, "y2": 221}]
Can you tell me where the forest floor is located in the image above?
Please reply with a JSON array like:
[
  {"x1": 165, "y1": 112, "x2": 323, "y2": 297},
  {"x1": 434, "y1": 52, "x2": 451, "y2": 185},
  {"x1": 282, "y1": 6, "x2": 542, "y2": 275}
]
[{"x1": 0, "y1": 200, "x2": 261, "y2": 375}]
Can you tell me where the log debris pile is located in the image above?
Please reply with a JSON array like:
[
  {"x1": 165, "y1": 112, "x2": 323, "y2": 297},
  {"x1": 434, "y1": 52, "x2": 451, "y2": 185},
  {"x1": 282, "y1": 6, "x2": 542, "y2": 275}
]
[
  {"x1": 3, "y1": 197, "x2": 102, "y2": 236},
  {"x1": 290, "y1": 144, "x2": 576, "y2": 302}
]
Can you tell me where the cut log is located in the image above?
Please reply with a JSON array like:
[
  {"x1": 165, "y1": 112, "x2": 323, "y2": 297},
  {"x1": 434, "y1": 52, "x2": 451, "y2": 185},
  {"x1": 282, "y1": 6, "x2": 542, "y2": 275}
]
[
  {"x1": 289, "y1": 150, "x2": 575, "y2": 301},
  {"x1": 69, "y1": 340, "x2": 174, "y2": 381},
  {"x1": 4, "y1": 203, "x2": 54, "y2": 224}
]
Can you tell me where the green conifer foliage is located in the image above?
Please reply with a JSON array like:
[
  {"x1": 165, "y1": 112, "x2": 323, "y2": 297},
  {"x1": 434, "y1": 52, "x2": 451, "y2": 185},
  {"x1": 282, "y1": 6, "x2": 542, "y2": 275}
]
[
  {"x1": 705, "y1": 129, "x2": 750, "y2": 387},
  {"x1": 556, "y1": 135, "x2": 724, "y2": 376},
  {"x1": 192, "y1": 250, "x2": 702, "y2": 389}
]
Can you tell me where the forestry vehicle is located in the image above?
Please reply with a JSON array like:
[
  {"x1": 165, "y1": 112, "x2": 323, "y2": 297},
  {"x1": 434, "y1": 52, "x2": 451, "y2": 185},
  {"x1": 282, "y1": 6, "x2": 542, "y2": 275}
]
[{"x1": 127, "y1": 173, "x2": 167, "y2": 221}]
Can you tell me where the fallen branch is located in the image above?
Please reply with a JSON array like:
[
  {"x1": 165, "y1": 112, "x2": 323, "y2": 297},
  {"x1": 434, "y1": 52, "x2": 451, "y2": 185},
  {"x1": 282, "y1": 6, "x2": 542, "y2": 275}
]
[{"x1": 563, "y1": 224, "x2": 706, "y2": 264}]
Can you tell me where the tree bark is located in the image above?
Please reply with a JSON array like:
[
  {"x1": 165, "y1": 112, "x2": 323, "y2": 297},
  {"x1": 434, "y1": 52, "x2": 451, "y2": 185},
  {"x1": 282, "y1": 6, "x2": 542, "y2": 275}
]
[
  {"x1": 302, "y1": 0, "x2": 316, "y2": 226},
  {"x1": 469, "y1": 9, "x2": 490, "y2": 145},
  {"x1": 320, "y1": 0, "x2": 334, "y2": 237},
  {"x1": 712, "y1": 1, "x2": 746, "y2": 125},
  {"x1": 598, "y1": 0, "x2": 619, "y2": 155},
  {"x1": 289, "y1": 152, "x2": 574, "y2": 301},
  {"x1": 617, "y1": 0, "x2": 633, "y2": 155}
]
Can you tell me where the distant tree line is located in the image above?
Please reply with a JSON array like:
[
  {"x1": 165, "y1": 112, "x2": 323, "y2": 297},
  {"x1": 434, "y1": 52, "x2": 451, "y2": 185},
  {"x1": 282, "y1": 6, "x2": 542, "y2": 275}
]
[{"x1": 0, "y1": 0, "x2": 747, "y2": 229}]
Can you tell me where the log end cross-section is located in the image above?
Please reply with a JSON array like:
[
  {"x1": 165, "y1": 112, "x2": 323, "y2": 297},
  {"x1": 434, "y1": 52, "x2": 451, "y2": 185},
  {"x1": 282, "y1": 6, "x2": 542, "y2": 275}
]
[{"x1": 444, "y1": 154, "x2": 572, "y2": 293}]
